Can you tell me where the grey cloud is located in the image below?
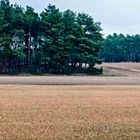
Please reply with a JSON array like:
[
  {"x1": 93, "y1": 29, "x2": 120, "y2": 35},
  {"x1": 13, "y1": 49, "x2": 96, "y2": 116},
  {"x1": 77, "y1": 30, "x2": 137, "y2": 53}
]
[{"x1": 10, "y1": 0, "x2": 140, "y2": 36}]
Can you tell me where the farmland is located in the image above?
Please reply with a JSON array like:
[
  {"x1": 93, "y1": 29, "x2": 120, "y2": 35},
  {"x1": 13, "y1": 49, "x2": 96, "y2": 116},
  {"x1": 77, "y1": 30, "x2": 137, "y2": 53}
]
[
  {"x1": 0, "y1": 63, "x2": 140, "y2": 85},
  {"x1": 0, "y1": 85, "x2": 140, "y2": 140},
  {"x1": 102, "y1": 63, "x2": 140, "y2": 76},
  {"x1": 0, "y1": 63, "x2": 140, "y2": 139},
  {"x1": 0, "y1": 0, "x2": 140, "y2": 139}
]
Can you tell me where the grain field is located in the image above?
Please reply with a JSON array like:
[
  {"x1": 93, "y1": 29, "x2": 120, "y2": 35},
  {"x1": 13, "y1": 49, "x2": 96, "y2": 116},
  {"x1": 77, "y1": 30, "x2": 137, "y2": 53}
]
[{"x1": 0, "y1": 85, "x2": 140, "y2": 140}]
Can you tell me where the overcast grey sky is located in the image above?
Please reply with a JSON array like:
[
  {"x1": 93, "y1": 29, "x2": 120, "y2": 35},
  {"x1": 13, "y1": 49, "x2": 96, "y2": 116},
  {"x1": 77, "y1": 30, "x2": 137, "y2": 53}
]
[{"x1": 10, "y1": 0, "x2": 140, "y2": 36}]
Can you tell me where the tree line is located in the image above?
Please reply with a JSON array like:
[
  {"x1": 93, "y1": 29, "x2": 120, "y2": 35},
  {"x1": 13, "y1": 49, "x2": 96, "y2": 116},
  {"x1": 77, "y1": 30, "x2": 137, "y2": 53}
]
[
  {"x1": 0, "y1": 0, "x2": 103, "y2": 75},
  {"x1": 1, "y1": 0, "x2": 140, "y2": 75},
  {"x1": 101, "y1": 33, "x2": 140, "y2": 62}
]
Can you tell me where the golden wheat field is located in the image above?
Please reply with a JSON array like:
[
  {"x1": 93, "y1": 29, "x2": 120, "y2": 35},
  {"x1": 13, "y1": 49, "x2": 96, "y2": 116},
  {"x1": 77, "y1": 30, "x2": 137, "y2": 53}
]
[{"x1": 0, "y1": 85, "x2": 140, "y2": 140}]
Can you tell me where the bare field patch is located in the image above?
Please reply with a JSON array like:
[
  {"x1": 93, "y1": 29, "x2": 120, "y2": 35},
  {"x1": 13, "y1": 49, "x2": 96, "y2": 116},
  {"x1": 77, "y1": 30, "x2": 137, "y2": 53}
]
[
  {"x1": 0, "y1": 85, "x2": 140, "y2": 140},
  {"x1": 102, "y1": 62, "x2": 140, "y2": 76},
  {"x1": 0, "y1": 76, "x2": 140, "y2": 85}
]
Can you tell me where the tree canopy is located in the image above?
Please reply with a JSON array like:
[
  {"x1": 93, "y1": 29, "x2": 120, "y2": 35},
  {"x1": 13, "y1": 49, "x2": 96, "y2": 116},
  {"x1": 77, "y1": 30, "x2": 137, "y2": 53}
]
[
  {"x1": 0, "y1": 0, "x2": 103, "y2": 74},
  {"x1": 101, "y1": 34, "x2": 140, "y2": 62}
]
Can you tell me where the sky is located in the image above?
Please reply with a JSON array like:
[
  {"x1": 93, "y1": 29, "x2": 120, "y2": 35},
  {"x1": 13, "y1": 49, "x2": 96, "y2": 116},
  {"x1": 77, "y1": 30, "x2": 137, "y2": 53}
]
[{"x1": 10, "y1": 0, "x2": 140, "y2": 36}]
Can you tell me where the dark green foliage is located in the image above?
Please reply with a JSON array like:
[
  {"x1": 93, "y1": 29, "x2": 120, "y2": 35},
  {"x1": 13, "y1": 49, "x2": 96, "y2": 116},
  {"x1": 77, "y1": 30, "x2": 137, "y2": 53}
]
[
  {"x1": 0, "y1": 1, "x2": 103, "y2": 75},
  {"x1": 40, "y1": 7, "x2": 103, "y2": 74},
  {"x1": 101, "y1": 34, "x2": 140, "y2": 62}
]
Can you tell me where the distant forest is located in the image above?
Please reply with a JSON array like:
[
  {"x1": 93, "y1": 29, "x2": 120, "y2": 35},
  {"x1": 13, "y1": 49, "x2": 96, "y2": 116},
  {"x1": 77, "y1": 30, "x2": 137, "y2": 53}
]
[
  {"x1": 102, "y1": 34, "x2": 140, "y2": 62},
  {"x1": 0, "y1": 0, "x2": 140, "y2": 75}
]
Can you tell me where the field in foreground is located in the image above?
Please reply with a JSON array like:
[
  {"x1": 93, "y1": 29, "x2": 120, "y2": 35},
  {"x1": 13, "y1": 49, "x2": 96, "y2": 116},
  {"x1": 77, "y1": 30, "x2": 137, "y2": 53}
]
[{"x1": 0, "y1": 85, "x2": 140, "y2": 140}]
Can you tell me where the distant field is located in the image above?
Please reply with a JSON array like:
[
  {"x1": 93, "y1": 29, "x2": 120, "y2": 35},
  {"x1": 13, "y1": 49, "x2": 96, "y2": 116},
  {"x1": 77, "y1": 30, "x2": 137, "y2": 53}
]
[
  {"x1": 0, "y1": 63, "x2": 140, "y2": 85},
  {"x1": 102, "y1": 62, "x2": 140, "y2": 76},
  {"x1": 0, "y1": 85, "x2": 140, "y2": 140},
  {"x1": 0, "y1": 76, "x2": 140, "y2": 85}
]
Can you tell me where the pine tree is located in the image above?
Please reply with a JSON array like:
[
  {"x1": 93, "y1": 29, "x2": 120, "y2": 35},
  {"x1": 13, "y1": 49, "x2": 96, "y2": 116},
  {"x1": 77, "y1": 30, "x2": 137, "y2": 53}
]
[{"x1": 40, "y1": 4, "x2": 64, "y2": 73}]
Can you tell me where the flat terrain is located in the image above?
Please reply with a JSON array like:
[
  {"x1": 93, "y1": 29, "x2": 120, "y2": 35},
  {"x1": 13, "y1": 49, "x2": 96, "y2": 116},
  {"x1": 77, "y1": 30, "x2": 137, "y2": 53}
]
[
  {"x1": 0, "y1": 85, "x2": 140, "y2": 140},
  {"x1": 0, "y1": 63, "x2": 140, "y2": 85},
  {"x1": 0, "y1": 76, "x2": 140, "y2": 85},
  {"x1": 102, "y1": 62, "x2": 140, "y2": 76},
  {"x1": 0, "y1": 63, "x2": 140, "y2": 139}
]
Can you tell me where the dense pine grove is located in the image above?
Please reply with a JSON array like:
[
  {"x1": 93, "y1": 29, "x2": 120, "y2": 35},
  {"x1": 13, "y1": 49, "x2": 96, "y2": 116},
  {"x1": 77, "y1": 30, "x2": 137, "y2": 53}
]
[
  {"x1": 1, "y1": 0, "x2": 140, "y2": 75},
  {"x1": 0, "y1": 0, "x2": 103, "y2": 74},
  {"x1": 101, "y1": 34, "x2": 140, "y2": 62}
]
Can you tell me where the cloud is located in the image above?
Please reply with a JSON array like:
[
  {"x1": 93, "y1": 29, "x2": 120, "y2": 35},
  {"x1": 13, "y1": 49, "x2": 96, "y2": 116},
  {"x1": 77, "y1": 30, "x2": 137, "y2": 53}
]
[{"x1": 10, "y1": 0, "x2": 140, "y2": 35}]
